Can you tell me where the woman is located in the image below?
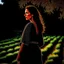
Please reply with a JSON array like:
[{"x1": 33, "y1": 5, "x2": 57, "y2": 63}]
[{"x1": 16, "y1": 5, "x2": 46, "y2": 64}]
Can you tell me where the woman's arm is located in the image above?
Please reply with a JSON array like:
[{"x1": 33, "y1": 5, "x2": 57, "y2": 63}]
[{"x1": 16, "y1": 43, "x2": 24, "y2": 61}]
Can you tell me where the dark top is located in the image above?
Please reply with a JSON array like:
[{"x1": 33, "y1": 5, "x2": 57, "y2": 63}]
[{"x1": 21, "y1": 22, "x2": 43, "y2": 47}]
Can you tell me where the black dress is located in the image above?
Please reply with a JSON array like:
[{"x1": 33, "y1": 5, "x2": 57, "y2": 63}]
[{"x1": 19, "y1": 22, "x2": 43, "y2": 64}]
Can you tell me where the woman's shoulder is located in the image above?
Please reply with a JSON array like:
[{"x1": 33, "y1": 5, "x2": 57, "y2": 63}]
[
  {"x1": 25, "y1": 22, "x2": 36, "y2": 34},
  {"x1": 23, "y1": 22, "x2": 31, "y2": 31},
  {"x1": 25, "y1": 22, "x2": 35, "y2": 29}
]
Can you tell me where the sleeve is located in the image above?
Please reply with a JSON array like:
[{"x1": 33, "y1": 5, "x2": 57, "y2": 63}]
[{"x1": 21, "y1": 23, "x2": 36, "y2": 45}]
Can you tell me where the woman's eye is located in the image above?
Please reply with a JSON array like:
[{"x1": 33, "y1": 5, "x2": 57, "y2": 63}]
[{"x1": 25, "y1": 12, "x2": 28, "y2": 14}]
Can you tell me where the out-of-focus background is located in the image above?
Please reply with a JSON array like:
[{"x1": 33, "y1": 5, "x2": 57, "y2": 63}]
[{"x1": 0, "y1": 0, "x2": 64, "y2": 64}]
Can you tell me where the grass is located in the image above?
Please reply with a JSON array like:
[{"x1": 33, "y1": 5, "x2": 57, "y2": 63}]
[{"x1": 0, "y1": 35, "x2": 63, "y2": 64}]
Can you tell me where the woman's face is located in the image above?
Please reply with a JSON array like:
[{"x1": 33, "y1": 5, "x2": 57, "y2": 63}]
[{"x1": 24, "y1": 9, "x2": 33, "y2": 20}]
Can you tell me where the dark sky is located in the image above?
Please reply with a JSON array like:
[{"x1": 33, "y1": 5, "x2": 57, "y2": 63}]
[{"x1": 1, "y1": 0, "x2": 64, "y2": 18}]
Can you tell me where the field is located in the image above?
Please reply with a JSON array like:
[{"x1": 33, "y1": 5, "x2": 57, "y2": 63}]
[{"x1": 0, "y1": 35, "x2": 63, "y2": 64}]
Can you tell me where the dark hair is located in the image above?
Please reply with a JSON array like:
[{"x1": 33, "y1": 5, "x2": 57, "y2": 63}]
[{"x1": 25, "y1": 5, "x2": 46, "y2": 34}]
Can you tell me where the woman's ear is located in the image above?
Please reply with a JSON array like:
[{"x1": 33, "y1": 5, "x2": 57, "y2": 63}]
[{"x1": 32, "y1": 14, "x2": 34, "y2": 17}]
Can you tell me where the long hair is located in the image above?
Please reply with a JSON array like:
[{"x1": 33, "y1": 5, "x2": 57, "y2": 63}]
[{"x1": 25, "y1": 5, "x2": 46, "y2": 34}]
